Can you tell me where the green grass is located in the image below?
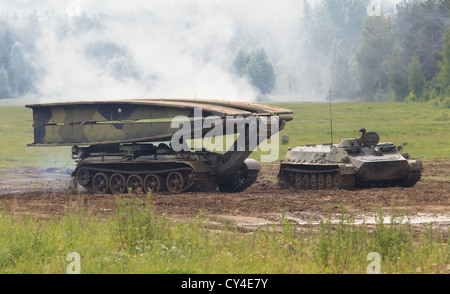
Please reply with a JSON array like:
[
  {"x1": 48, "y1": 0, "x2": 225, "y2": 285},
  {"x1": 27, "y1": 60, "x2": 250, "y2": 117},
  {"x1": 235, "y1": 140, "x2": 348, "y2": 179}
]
[
  {"x1": 0, "y1": 194, "x2": 447, "y2": 274},
  {"x1": 0, "y1": 101, "x2": 448, "y2": 274},
  {"x1": 0, "y1": 101, "x2": 448, "y2": 168},
  {"x1": 250, "y1": 101, "x2": 449, "y2": 161},
  {"x1": 0, "y1": 106, "x2": 73, "y2": 168}
]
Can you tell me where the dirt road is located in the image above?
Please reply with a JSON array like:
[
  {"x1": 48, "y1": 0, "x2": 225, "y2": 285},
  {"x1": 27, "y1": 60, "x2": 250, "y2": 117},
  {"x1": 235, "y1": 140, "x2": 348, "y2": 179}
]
[{"x1": 0, "y1": 160, "x2": 448, "y2": 233}]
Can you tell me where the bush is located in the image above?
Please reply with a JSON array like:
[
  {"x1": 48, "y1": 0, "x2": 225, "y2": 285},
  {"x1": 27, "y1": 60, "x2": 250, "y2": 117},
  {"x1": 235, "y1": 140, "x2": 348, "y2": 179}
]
[{"x1": 404, "y1": 91, "x2": 418, "y2": 103}]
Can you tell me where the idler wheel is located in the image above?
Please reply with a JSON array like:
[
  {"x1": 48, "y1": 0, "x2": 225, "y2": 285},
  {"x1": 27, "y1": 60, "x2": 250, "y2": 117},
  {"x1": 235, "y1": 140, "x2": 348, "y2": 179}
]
[
  {"x1": 235, "y1": 170, "x2": 246, "y2": 190},
  {"x1": 76, "y1": 167, "x2": 91, "y2": 187}
]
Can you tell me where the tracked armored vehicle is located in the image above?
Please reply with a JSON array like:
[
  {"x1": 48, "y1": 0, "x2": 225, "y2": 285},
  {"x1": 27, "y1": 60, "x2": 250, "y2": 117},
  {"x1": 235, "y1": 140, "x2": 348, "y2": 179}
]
[
  {"x1": 279, "y1": 131, "x2": 422, "y2": 190},
  {"x1": 27, "y1": 99, "x2": 293, "y2": 194}
]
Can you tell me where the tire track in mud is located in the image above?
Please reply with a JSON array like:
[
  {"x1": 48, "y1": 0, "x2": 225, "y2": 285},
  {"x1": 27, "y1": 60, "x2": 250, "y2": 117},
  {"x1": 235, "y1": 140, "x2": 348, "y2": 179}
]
[{"x1": 0, "y1": 161, "x2": 448, "y2": 232}]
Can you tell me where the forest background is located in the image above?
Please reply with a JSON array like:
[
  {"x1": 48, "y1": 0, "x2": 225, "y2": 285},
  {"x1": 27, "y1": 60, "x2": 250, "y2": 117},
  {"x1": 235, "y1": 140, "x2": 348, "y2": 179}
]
[{"x1": 0, "y1": 0, "x2": 448, "y2": 107}]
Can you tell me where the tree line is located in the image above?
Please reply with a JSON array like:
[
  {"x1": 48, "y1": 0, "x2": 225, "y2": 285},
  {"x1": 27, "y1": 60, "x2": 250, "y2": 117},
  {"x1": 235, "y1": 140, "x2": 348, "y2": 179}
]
[
  {"x1": 0, "y1": 12, "x2": 39, "y2": 98},
  {"x1": 299, "y1": 0, "x2": 449, "y2": 106},
  {"x1": 0, "y1": 1, "x2": 449, "y2": 106},
  {"x1": 361, "y1": 0, "x2": 450, "y2": 105}
]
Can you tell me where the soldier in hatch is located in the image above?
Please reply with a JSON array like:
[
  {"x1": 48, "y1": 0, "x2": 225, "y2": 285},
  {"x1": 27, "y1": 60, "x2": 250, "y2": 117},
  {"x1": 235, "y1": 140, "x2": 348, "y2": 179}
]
[{"x1": 357, "y1": 128, "x2": 366, "y2": 146}]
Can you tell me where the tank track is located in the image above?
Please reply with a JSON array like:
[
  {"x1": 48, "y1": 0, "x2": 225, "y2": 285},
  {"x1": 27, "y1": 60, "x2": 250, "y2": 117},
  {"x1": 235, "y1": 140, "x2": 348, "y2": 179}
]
[
  {"x1": 400, "y1": 170, "x2": 422, "y2": 187},
  {"x1": 355, "y1": 169, "x2": 422, "y2": 188},
  {"x1": 74, "y1": 165, "x2": 206, "y2": 194},
  {"x1": 279, "y1": 170, "x2": 355, "y2": 190},
  {"x1": 218, "y1": 170, "x2": 259, "y2": 193}
]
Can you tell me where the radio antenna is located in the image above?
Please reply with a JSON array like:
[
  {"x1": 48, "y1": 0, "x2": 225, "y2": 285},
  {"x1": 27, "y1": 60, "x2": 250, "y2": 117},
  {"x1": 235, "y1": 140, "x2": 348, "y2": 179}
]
[{"x1": 329, "y1": 87, "x2": 333, "y2": 148}]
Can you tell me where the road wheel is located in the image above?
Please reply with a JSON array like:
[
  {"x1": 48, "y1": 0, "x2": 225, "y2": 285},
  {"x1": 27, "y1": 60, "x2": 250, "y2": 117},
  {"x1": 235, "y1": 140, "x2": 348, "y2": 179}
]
[
  {"x1": 325, "y1": 173, "x2": 333, "y2": 189},
  {"x1": 166, "y1": 172, "x2": 184, "y2": 194},
  {"x1": 302, "y1": 174, "x2": 310, "y2": 189},
  {"x1": 76, "y1": 167, "x2": 91, "y2": 187},
  {"x1": 127, "y1": 174, "x2": 143, "y2": 194},
  {"x1": 92, "y1": 172, "x2": 109, "y2": 194},
  {"x1": 310, "y1": 174, "x2": 317, "y2": 189},
  {"x1": 333, "y1": 173, "x2": 342, "y2": 189},
  {"x1": 144, "y1": 174, "x2": 163, "y2": 194},
  {"x1": 294, "y1": 173, "x2": 303, "y2": 189},
  {"x1": 110, "y1": 173, "x2": 126, "y2": 194},
  {"x1": 317, "y1": 173, "x2": 325, "y2": 189}
]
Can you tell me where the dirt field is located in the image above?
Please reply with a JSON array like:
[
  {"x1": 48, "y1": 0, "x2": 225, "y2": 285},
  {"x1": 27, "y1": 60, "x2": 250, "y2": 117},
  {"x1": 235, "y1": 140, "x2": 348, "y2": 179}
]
[{"x1": 0, "y1": 160, "x2": 448, "y2": 234}]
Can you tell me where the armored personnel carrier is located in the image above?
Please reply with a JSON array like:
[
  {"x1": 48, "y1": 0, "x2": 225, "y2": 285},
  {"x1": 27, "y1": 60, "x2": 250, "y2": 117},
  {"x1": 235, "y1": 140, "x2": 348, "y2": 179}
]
[
  {"x1": 27, "y1": 99, "x2": 293, "y2": 194},
  {"x1": 279, "y1": 131, "x2": 422, "y2": 190}
]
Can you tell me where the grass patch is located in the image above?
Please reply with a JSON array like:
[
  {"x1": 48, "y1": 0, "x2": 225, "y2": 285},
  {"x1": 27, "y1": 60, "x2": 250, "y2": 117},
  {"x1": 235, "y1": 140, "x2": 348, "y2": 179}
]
[
  {"x1": 0, "y1": 101, "x2": 448, "y2": 169},
  {"x1": 422, "y1": 176, "x2": 450, "y2": 182},
  {"x1": 0, "y1": 194, "x2": 447, "y2": 274},
  {"x1": 0, "y1": 106, "x2": 73, "y2": 168},
  {"x1": 251, "y1": 101, "x2": 450, "y2": 161}
]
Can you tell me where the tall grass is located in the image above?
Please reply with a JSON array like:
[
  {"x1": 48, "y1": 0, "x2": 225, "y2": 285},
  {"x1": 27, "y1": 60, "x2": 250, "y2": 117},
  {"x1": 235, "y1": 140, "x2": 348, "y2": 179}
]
[
  {"x1": 0, "y1": 102, "x2": 448, "y2": 274},
  {"x1": 0, "y1": 193, "x2": 447, "y2": 274}
]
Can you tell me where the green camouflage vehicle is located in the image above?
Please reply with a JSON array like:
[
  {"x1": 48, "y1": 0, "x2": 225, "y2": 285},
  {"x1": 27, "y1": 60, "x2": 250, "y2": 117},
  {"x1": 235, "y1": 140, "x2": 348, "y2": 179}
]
[
  {"x1": 27, "y1": 99, "x2": 293, "y2": 194},
  {"x1": 279, "y1": 131, "x2": 423, "y2": 190}
]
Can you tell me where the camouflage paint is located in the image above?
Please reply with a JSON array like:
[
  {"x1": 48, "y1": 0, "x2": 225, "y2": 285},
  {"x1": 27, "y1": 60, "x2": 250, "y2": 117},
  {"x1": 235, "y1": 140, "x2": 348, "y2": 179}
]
[{"x1": 27, "y1": 99, "x2": 293, "y2": 146}]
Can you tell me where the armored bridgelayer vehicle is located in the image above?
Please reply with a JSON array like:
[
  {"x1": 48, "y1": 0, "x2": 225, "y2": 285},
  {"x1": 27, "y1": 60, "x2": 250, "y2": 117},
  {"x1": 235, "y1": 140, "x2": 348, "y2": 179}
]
[
  {"x1": 279, "y1": 131, "x2": 423, "y2": 190},
  {"x1": 27, "y1": 99, "x2": 293, "y2": 194}
]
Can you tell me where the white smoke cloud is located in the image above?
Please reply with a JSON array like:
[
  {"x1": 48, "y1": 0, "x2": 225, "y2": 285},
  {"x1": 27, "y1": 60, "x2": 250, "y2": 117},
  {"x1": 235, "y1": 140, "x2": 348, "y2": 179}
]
[
  {"x1": 2, "y1": 0, "x2": 288, "y2": 102},
  {"x1": 0, "y1": 0, "x2": 403, "y2": 103}
]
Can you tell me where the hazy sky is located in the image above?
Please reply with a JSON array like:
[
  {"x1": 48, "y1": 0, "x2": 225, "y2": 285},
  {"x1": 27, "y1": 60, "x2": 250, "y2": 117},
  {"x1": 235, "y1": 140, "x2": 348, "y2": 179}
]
[
  {"x1": 0, "y1": 0, "x2": 402, "y2": 102},
  {"x1": 0, "y1": 0, "x2": 401, "y2": 16}
]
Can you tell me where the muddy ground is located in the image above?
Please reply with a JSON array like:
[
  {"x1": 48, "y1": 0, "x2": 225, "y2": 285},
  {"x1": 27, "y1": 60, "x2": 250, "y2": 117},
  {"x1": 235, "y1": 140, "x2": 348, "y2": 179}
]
[{"x1": 0, "y1": 160, "x2": 448, "y2": 235}]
